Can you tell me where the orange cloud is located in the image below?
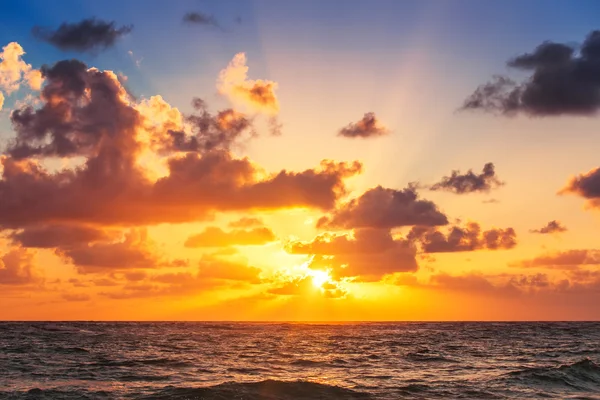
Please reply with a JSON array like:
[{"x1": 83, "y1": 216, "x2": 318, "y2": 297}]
[
  {"x1": 0, "y1": 247, "x2": 43, "y2": 286},
  {"x1": 288, "y1": 228, "x2": 418, "y2": 281},
  {"x1": 185, "y1": 226, "x2": 276, "y2": 247},
  {"x1": 510, "y1": 249, "x2": 600, "y2": 270},
  {"x1": 10, "y1": 224, "x2": 118, "y2": 248},
  {"x1": 228, "y1": 217, "x2": 264, "y2": 228},
  {"x1": 0, "y1": 42, "x2": 43, "y2": 94},
  {"x1": 217, "y1": 53, "x2": 279, "y2": 114},
  {"x1": 55, "y1": 229, "x2": 173, "y2": 274},
  {"x1": 100, "y1": 256, "x2": 262, "y2": 299},
  {"x1": 408, "y1": 222, "x2": 517, "y2": 253},
  {"x1": 0, "y1": 58, "x2": 362, "y2": 228}
]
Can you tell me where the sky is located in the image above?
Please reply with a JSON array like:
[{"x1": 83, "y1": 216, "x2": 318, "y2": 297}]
[{"x1": 1, "y1": 0, "x2": 600, "y2": 321}]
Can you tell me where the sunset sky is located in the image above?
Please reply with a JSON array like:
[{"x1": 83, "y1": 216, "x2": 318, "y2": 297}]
[{"x1": 2, "y1": 0, "x2": 600, "y2": 320}]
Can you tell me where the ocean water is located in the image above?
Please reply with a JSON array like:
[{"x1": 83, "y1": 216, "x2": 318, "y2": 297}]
[{"x1": 0, "y1": 322, "x2": 599, "y2": 399}]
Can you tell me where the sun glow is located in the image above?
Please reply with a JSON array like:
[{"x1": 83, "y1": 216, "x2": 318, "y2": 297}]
[{"x1": 308, "y1": 269, "x2": 331, "y2": 288}]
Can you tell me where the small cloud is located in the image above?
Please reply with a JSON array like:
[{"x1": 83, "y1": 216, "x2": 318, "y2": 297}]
[
  {"x1": 482, "y1": 198, "x2": 500, "y2": 204},
  {"x1": 217, "y1": 53, "x2": 279, "y2": 114},
  {"x1": 530, "y1": 220, "x2": 567, "y2": 235},
  {"x1": 183, "y1": 12, "x2": 221, "y2": 29},
  {"x1": 32, "y1": 18, "x2": 133, "y2": 53},
  {"x1": 127, "y1": 50, "x2": 143, "y2": 68},
  {"x1": 338, "y1": 112, "x2": 389, "y2": 139},
  {"x1": 430, "y1": 163, "x2": 504, "y2": 194},
  {"x1": 408, "y1": 222, "x2": 517, "y2": 253}
]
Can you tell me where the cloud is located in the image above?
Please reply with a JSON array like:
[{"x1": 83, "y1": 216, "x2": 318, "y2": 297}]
[
  {"x1": 482, "y1": 198, "x2": 499, "y2": 204},
  {"x1": 287, "y1": 228, "x2": 418, "y2": 281},
  {"x1": 160, "y1": 98, "x2": 254, "y2": 154},
  {"x1": 32, "y1": 18, "x2": 133, "y2": 53},
  {"x1": 317, "y1": 185, "x2": 448, "y2": 230},
  {"x1": 10, "y1": 224, "x2": 117, "y2": 248},
  {"x1": 0, "y1": 248, "x2": 42, "y2": 285},
  {"x1": 56, "y1": 229, "x2": 166, "y2": 273},
  {"x1": 559, "y1": 167, "x2": 600, "y2": 209},
  {"x1": 461, "y1": 31, "x2": 600, "y2": 116},
  {"x1": 228, "y1": 217, "x2": 264, "y2": 228},
  {"x1": 268, "y1": 276, "x2": 314, "y2": 295},
  {"x1": 408, "y1": 222, "x2": 517, "y2": 252},
  {"x1": 429, "y1": 163, "x2": 504, "y2": 194},
  {"x1": 183, "y1": 12, "x2": 220, "y2": 28},
  {"x1": 0, "y1": 42, "x2": 43, "y2": 96},
  {"x1": 101, "y1": 256, "x2": 262, "y2": 299},
  {"x1": 530, "y1": 220, "x2": 567, "y2": 234},
  {"x1": 0, "y1": 153, "x2": 361, "y2": 228},
  {"x1": 511, "y1": 249, "x2": 600, "y2": 270},
  {"x1": 185, "y1": 226, "x2": 276, "y2": 247},
  {"x1": 8, "y1": 59, "x2": 137, "y2": 159},
  {"x1": 338, "y1": 112, "x2": 389, "y2": 138},
  {"x1": 127, "y1": 50, "x2": 143, "y2": 68},
  {"x1": 217, "y1": 53, "x2": 279, "y2": 114},
  {"x1": 0, "y1": 59, "x2": 363, "y2": 228}
]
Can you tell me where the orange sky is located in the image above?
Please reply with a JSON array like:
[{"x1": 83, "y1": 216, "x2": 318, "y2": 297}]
[{"x1": 2, "y1": 15, "x2": 600, "y2": 321}]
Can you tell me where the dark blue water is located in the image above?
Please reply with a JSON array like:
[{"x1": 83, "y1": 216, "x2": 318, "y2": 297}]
[{"x1": 1, "y1": 322, "x2": 599, "y2": 399}]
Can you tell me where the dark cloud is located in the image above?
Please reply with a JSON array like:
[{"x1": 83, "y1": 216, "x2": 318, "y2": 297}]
[
  {"x1": 32, "y1": 18, "x2": 133, "y2": 53},
  {"x1": 287, "y1": 228, "x2": 418, "y2": 281},
  {"x1": 408, "y1": 222, "x2": 517, "y2": 253},
  {"x1": 511, "y1": 249, "x2": 600, "y2": 270},
  {"x1": 184, "y1": 226, "x2": 276, "y2": 247},
  {"x1": 560, "y1": 167, "x2": 600, "y2": 209},
  {"x1": 183, "y1": 12, "x2": 220, "y2": 28},
  {"x1": 162, "y1": 99, "x2": 254, "y2": 154},
  {"x1": 429, "y1": 163, "x2": 504, "y2": 194},
  {"x1": 10, "y1": 224, "x2": 116, "y2": 248},
  {"x1": 0, "y1": 248, "x2": 42, "y2": 285},
  {"x1": 461, "y1": 30, "x2": 600, "y2": 116},
  {"x1": 317, "y1": 185, "x2": 448, "y2": 230},
  {"x1": 338, "y1": 112, "x2": 389, "y2": 139},
  {"x1": 530, "y1": 220, "x2": 568, "y2": 234}
]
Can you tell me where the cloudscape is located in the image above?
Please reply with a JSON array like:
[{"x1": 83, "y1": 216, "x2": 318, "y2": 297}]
[{"x1": 2, "y1": 0, "x2": 600, "y2": 322}]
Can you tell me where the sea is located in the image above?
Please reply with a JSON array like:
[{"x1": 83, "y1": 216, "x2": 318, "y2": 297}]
[{"x1": 0, "y1": 322, "x2": 599, "y2": 399}]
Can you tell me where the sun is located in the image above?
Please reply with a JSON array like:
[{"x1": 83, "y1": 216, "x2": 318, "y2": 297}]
[{"x1": 308, "y1": 269, "x2": 331, "y2": 288}]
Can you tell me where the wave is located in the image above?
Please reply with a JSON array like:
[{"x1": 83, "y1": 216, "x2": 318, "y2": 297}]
[
  {"x1": 405, "y1": 350, "x2": 456, "y2": 363},
  {"x1": 507, "y1": 358, "x2": 600, "y2": 391},
  {"x1": 93, "y1": 357, "x2": 192, "y2": 368},
  {"x1": 139, "y1": 379, "x2": 371, "y2": 399}
]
